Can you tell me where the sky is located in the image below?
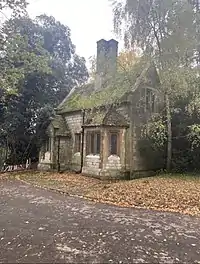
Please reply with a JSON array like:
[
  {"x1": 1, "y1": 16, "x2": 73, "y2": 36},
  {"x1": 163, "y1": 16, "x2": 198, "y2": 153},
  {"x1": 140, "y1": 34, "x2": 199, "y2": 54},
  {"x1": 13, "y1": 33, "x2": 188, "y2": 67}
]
[{"x1": 27, "y1": 0, "x2": 122, "y2": 65}]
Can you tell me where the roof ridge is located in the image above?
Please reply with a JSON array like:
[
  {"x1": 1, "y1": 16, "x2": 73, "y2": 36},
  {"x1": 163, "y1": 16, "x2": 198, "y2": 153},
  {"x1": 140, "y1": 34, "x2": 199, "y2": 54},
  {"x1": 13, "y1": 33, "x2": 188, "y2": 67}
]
[{"x1": 55, "y1": 61, "x2": 157, "y2": 114}]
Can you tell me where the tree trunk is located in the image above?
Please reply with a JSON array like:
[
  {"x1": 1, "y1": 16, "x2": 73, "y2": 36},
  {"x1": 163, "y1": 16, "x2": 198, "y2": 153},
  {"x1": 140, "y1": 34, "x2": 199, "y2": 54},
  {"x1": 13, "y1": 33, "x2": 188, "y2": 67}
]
[{"x1": 165, "y1": 92, "x2": 172, "y2": 171}]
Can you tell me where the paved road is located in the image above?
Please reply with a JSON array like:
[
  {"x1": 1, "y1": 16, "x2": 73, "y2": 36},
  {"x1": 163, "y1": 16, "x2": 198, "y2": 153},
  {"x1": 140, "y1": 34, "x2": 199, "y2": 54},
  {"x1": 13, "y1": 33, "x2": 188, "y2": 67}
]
[{"x1": 0, "y1": 179, "x2": 200, "y2": 263}]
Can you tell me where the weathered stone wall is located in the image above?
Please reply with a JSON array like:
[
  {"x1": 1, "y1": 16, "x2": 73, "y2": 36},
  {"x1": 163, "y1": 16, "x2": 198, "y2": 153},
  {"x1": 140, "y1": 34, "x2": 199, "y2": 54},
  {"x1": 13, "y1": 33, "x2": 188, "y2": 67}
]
[
  {"x1": 82, "y1": 127, "x2": 127, "y2": 179},
  {"x1": 65, "y1": 112, "x2": 83, "y2": 133},
  {"x1": 59, "y1": 137, "x2": 72, "y2": 169},
  {"x1": 82, "y1": 126, "x2": 101, "y2": 177},
  {"x1": 71, "y1": 152, "x2": 81, "y2": 172},
  {"x1": 116, "y1": 104, "x2": 129, "y2": 121},
  {"x1": 85, "y1": 154, "x2": 101, "y2": 168},
  {"x1": 82, "y1": 154, "x2": 101, "y2": 177},
  {"x1": 41, "y1": 151, "x2": 51, "y2": 163},
  {"x1": 123, "y1": 86, "x2": 164, "y2": 176},
  {"x1": 38, "y1": 142, "x2": 53, "y2": 170},
  {"x1": 105, "y1": 155, "x2": 122, "y2": 170},
  {"x1": 38, "y1": 125, "x2": 55, "y2": 170},
  {"x1": 39, "y1": 111, "x2": 84, "y2": 172},
  {"x1": 37, "y1": 163, "x2": 52, "y2": 171},
  {"x1": 39, "y1": 84, "x2": 164, "y2": 179},
  {"x1": 64, "y1": 112, "x2": 83, "y2": 171},
  {"x1": 38, "y1": 149, "x2": 54, "y2": 170}
]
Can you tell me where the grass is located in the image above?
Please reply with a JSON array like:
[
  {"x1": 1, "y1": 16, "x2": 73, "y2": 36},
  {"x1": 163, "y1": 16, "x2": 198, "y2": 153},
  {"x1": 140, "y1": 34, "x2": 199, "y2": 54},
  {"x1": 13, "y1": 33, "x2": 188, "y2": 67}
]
[{"x1": 2, "y1": 171, "x2": 200, "y2": 216}]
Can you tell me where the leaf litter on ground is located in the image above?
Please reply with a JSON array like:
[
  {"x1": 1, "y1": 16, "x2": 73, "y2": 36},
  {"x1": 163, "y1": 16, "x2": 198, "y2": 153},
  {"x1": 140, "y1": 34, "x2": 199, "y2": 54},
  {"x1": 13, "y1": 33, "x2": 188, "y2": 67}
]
[{"x1": 3, "y1": 171, "x2": 200, "y2": 216}]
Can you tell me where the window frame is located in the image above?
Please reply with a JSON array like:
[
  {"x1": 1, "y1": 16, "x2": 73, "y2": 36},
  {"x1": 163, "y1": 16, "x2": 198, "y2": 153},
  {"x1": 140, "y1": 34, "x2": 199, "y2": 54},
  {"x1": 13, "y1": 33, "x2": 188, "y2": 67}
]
[
  {"x1": 45, "y1": 137, "x2": 51, "y2": 152},
  {"x1": 109, "y1": 131, "x2": 120, "y2": 156},
  {"x1": 74, "y1": 133, "x2": 81, "y2": 153},
  {"x1": 86, "y1": 131, "x2": 101, "y2": 155},
  {"x1": 145, "y1": 88, "x2": 156, "y2": 113},
  {"x1": 42, "y1": 137, "x2": 51, "y2": 160}
]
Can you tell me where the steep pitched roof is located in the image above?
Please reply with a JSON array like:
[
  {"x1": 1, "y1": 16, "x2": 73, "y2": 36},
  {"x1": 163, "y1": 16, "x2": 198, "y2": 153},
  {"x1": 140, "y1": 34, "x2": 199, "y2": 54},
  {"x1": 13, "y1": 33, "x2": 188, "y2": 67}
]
[
  {"x1": 103, "y1": 109, "x2": 129, "y2": 127},
  {"x1": 51, "y1": 115, "x2": 71, "y2": 137},
  {"x1": 84, "y1": 108, "x2": 129, "y2": 127},
  {"x1": 56, "y1": 59, "x2": 159, "y2": 114}
]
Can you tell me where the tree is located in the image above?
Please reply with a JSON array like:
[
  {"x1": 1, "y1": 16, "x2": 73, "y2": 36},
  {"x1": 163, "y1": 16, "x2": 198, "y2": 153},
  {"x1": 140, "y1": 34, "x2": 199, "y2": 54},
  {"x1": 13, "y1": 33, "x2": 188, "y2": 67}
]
[
  {"x1": 118, "y1": 49, "x2": 140, "y2": 72},
  {"x1": 0, "y1": 15, "x2": 89, "y2": 164},
  {"x1": 0, "y1": 0, "x2": 30, "y2": 89},
  {"x1": 88, "y1": 55, "x2": 96, "y2": 80},
  {"x1": 4, "y1": 15, "x2": 88, "y2": 101},
  {"x1": 0, "y1": 0, "x2": 27, "y2": 15},
  {"x1": 111, "y1": 0, "x2": 198, "y2": 170}
]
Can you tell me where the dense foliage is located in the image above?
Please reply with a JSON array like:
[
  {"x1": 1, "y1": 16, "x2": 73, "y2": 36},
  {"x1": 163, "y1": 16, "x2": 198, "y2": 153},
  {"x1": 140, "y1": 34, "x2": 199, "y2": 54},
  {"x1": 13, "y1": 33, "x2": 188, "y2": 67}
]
[
  {"x1": 111, "y1": 0, "x2": 200, "y2": 172},
  {"x1": 0, "y1": 8, "x2": 88, "y2": 165}
]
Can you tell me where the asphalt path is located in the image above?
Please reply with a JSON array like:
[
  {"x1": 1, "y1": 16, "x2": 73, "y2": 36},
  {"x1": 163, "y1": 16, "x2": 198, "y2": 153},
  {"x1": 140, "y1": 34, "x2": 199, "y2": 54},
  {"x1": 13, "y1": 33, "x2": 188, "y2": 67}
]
[{"x1": 0, "y1": 179, "x2": 200, "y2": 263}]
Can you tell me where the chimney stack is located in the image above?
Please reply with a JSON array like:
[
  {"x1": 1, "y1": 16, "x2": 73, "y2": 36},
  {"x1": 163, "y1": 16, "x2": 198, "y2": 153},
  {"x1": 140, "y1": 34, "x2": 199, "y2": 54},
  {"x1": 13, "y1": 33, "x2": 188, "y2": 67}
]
[
  {"x1": 96, "y1": 39, "x2": 108, "y2": 76},
  {"x1": 95, "y1": 39, "x2": 118, "y2": 89},
  {"x1": 107, "y1": 39, "x2": 118, "y2": 75}
]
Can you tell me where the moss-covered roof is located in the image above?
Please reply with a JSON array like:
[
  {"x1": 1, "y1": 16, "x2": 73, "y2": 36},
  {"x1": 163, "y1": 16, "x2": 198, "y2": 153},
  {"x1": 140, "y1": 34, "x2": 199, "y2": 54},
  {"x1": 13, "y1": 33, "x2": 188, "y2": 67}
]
[
  {"x1": 103, "y1": 109, "x2": 129, "y2": 127},
  {"x1": 85, "y1": 109, "x2": 106, "y2": 126},
  {"x1": 84, "y1": 108, "x2": 129, "y2": 127},
  {"x1": 51, "y1": 115, "x2": 63, "y2": 128},
  {"x1": 51, "y1": 115, "x2": 71, "y2": 137},
  {"x1": 56, "y1": 59, "x2": 158, "y2": 114}
]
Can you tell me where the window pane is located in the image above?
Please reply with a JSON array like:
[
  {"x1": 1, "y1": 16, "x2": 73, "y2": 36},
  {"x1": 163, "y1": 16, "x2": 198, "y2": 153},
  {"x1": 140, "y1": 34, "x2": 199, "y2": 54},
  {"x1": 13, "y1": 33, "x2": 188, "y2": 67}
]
[
  {"x1": 49, "y1": 138, "x2": 51, "y2": 152},
  {"x1": 91, "y1": 133, "x2": 95, "y2": 154},
  {"x1": 75, "y1": 133, "x2": 81, "y2": 152},
  {"x1": 152, "y1": 93, "x2": 155, "y2": 112},
  {"x1": 45, "y1": 138, "x2": 50, "y2": 152},
  {"x1": 96, "y1": 133, "x2": 100, "y2": 154},
  {"x1": 86, "y1": 132, "x2": 90, "y2": 154},
  {"x1": 110, "y1": 133, "x2": 118, "y2": 155},
  {"x1": 86, "y1": 132, "x2": 101, "y2": 154}
]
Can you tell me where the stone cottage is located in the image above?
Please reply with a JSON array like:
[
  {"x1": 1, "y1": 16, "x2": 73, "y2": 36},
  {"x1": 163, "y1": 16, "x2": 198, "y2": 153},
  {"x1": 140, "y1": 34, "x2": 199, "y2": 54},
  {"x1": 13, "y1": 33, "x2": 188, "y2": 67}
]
[{"x1": 38, "y1": 39, "x2": 164, "y2": 179}]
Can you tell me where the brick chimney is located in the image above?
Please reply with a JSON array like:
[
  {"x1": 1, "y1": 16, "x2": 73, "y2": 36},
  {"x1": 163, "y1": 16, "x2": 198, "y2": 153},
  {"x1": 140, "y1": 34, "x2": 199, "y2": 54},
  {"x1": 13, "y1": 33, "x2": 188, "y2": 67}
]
[{"x1": 95, "y1": 39, "x2": 118, "y2": 89}]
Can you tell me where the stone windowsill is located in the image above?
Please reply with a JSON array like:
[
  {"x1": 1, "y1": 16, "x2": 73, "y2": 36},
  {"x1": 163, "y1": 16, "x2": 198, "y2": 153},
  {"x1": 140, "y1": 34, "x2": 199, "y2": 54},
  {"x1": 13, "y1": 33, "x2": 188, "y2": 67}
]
[
  {"x1": 108, "y1": 155, "x2": 120, "y2": 160},
  {"x1": 74, "y1": 152, "x2": 81, "y2": 156},
  {"x1": 86, "y1": 154, "x2": 100, "y2": 158},
  {"x1": 40, "y1": 160, "x2": 52, "y2": 164}
]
